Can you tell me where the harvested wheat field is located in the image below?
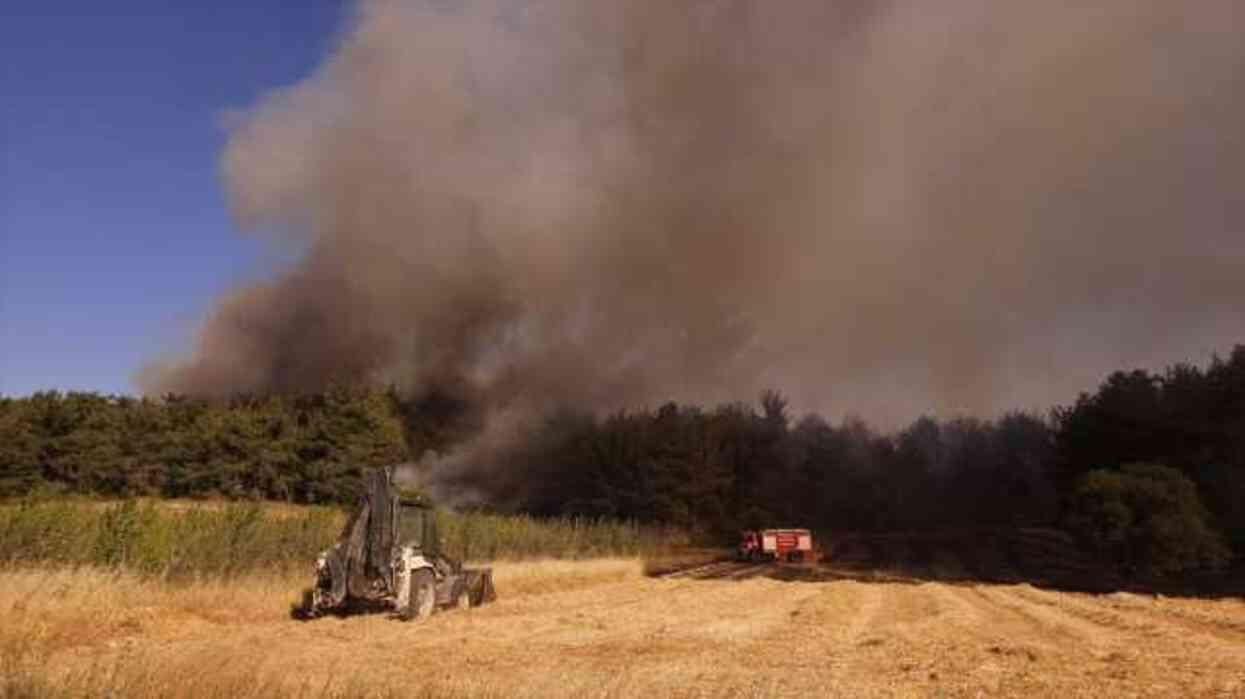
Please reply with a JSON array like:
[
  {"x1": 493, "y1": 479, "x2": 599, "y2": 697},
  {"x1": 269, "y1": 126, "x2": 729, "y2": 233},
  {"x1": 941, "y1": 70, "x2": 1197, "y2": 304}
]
[{"x1": 4, "y1": 559, "x2": 1245, "y2": 698}]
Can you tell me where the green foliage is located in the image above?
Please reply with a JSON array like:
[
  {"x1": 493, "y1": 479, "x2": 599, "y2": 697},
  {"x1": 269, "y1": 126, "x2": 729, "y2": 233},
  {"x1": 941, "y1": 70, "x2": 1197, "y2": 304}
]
[
  {"x1": 1065, "y1": 464, "x2": 1231, "y2": 575},
  {"x1": 0, "y1": 389, "x2": 409, "y2": 505},
  {"x1": 0, "y1": 498, "x2": 673, "y2": 576},
  {"x1": 436, "y1": 510, "x2": 681, "y2": 562},
  {"x1": 0, "y1": 498, "x2": 341, "y2": 578},
  {"x1": 0, "y1": 399, "x2": 42, "y2": 497},
  {"x1": 1056, "y1": 345, "x2": 1245, "y2": 551}
]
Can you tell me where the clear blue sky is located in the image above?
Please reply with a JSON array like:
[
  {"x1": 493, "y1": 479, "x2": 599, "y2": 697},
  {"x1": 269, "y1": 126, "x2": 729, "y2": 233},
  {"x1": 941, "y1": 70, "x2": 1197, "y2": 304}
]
[{"x1": 2, "y1": 1, "x2": 347, "y2": 396}]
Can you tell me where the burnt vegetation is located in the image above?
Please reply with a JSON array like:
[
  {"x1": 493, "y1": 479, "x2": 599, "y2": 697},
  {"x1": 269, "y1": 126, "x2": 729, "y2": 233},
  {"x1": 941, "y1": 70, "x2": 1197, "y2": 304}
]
[{"x1": 3, "y1": 345, "x2": 1245, "y2": 582}]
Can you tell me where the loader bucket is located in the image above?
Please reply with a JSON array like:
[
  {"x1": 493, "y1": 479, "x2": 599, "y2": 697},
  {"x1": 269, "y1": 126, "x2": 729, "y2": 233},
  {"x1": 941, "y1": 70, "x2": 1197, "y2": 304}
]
[{"x1": 465, "y1": 568, "x2": 496, "y2": 607}]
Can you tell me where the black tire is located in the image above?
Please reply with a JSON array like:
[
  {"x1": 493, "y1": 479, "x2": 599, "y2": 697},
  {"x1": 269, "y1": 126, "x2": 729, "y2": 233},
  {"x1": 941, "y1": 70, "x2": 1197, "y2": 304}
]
[{"x1": 401, "y1": 569, "x2": 436, "y2": 622}]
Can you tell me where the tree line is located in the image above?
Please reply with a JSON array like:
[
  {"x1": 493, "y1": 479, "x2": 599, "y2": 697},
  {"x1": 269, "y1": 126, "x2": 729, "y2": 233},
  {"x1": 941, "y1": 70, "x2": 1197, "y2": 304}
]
[
  {"x1": 2, "y1": 345, "x2": 1243, "y2": 573},
  {"x1": 0, "y1": 390, "x2": 407, "y2": 503},
  {"x1": 507, "y1": 398, "x2": 1060, "y2": 537}
]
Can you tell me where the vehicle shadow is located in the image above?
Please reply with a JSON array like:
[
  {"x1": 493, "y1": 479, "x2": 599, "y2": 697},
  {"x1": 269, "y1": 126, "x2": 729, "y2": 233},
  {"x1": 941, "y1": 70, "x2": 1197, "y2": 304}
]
[{"x1": 646, "y1": 529, "x2": 1245, "y2": 600}]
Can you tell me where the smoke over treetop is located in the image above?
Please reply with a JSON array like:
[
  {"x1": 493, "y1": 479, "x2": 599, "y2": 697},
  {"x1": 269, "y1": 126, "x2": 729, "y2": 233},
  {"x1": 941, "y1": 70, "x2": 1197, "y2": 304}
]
[{"x1": 143, "y1": 0, "x2": 1245, "y2": 435}]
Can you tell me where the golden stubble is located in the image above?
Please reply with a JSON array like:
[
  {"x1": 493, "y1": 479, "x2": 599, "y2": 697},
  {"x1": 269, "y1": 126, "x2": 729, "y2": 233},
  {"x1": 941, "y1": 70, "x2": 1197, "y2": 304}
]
[{"x1": 5, "y1": 558, "x2": 1245, "y2": 698}]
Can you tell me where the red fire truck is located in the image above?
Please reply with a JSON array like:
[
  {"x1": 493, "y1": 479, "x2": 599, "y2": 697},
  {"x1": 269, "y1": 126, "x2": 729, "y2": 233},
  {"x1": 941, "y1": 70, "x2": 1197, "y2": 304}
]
[{"x1": 738, "y1": 528, "x2": 814, "y2": 563}]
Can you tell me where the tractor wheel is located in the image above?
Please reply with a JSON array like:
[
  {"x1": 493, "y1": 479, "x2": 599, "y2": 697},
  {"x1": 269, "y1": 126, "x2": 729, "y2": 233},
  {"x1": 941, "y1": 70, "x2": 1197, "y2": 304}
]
[
  {"x1": 454, "y1": 583, "x2": 472, "y2": 611},
  {"x1": 401, "y1": 569, "x2": 436, "y2": 622}
]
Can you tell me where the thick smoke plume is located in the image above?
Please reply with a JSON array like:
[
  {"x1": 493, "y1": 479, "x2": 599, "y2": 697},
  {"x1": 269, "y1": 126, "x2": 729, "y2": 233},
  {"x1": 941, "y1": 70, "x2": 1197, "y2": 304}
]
[{"x1": 143, "y1": 0, "x2": 1245, "y2": 483}]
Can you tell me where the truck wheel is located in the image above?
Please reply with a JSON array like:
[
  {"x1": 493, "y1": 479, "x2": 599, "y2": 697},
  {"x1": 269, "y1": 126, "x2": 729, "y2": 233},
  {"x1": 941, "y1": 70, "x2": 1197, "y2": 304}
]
[{"x1": 401, "y1": 569, "x2": 436, "y2": 622}]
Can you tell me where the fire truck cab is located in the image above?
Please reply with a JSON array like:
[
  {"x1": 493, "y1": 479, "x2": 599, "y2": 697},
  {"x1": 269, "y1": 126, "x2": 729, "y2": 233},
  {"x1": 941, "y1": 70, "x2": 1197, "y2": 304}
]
[{"x1": 738, "y1": 528, "x2": 813, "y2": 563}]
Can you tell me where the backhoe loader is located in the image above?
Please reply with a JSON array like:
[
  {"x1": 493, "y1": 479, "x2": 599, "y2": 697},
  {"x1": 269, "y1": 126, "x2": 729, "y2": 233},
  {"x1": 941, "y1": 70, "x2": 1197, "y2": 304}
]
[{"x1": 301, "y1": 467, "x2": 495, "y2": 621}]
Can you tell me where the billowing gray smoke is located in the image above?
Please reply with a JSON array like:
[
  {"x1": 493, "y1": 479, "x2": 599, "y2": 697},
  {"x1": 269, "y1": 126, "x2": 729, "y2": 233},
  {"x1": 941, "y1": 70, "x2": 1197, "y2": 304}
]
[{"x1": 143, "y1": 1, "x2": 1245, "y2": 474}]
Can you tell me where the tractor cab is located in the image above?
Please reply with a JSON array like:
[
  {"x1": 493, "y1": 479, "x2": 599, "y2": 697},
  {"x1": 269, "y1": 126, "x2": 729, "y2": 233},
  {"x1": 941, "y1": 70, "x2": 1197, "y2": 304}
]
[{"x1": 397, "y1": 498, "x2": 439, "y2": 556}]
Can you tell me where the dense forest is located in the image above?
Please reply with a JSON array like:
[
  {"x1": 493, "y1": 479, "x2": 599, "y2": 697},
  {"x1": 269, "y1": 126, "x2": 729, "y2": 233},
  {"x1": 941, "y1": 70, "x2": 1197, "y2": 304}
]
[
  {"x1": 0, "y1": 391, "x2": 408, "y2": 504},
  {"x1": 3, "y1": 345, "x2": 1243, "y2": 573}
]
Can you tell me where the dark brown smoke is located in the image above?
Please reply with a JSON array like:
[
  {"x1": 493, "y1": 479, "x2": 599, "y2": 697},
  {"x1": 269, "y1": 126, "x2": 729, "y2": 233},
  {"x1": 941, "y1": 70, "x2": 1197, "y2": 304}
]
[{"x1": 142, "y1": 1, "x2": 1245, "y2": 474}]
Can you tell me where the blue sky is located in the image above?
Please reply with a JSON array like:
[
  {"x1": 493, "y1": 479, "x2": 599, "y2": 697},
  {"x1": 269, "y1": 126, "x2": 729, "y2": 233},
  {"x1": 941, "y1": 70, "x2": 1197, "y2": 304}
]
[{"x1": 2, "y1": 1, "x2": 346, "y2": 396}]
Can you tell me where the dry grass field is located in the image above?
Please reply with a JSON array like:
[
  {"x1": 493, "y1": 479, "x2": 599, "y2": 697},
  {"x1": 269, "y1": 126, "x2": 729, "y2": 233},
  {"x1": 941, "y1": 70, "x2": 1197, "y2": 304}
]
[{"x1": 4, "y1": 556, "x2": 1245, "y2": 698}]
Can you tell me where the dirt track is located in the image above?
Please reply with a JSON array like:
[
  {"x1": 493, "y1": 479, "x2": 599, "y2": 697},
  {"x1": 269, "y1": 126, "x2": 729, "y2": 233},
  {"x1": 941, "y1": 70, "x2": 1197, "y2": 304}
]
[{"x1": 39, "y1": 559, "x2": 1245, "y2": 697}]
